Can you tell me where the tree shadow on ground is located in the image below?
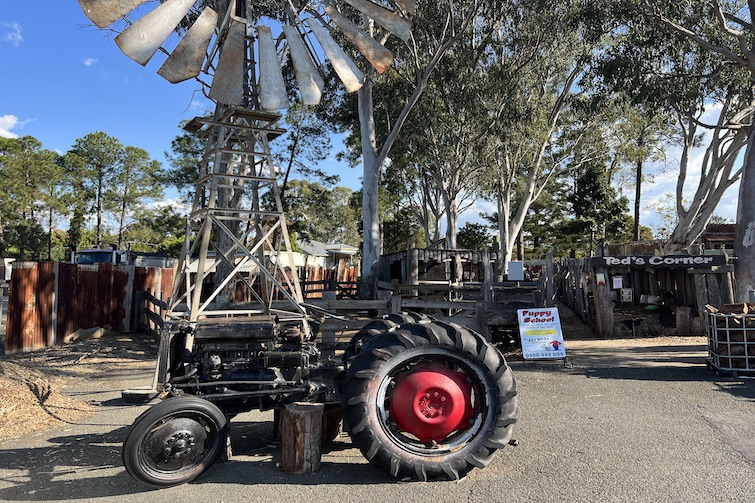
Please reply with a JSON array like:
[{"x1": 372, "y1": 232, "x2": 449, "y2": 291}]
[{"x1": 0, "y1": 417, "x2": 394, "y2": 501}]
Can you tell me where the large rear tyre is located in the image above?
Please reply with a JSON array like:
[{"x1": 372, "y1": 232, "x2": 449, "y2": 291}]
[
  {"x1": 122, "y1": 396, "x2": 227, "y2": 487},
  {"x1": 342, "y1": 321, "x2": 518, "y2": 481},
  {"x1": 343, "y1": 312, "x2": 434, "y2": 363}
]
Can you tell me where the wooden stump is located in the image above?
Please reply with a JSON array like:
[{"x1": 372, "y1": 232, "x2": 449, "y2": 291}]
[
  {"x1": 280, "y1": 402, "x2": 324, "y2": 474},
  {"x1": 321, "y1": 407, "x2": 343, "y2": 445}
]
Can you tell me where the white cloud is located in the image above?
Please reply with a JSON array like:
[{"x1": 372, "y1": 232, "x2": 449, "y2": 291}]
[
  {"x1": 1, "y1": 22, "x2": 23, "y2": 46},
  {"x1": 0, "y1": 114, "x2": 22, "y2": 138},
  {"x1": 189, "y1": 98, "x2": 212, "y2": 112},
  {"x1": 83, "y1": 57, "x2": 99, "y2": 67}
]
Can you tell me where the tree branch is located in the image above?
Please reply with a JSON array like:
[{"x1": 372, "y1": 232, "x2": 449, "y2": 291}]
[{"x1": 643, "y1": 0, "x2": 749, "y2": 68}]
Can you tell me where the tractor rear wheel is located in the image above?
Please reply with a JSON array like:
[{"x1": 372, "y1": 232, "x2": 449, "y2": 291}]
[
  {"x1": 341, "y1": 321, "x2": 518, "y2": 481},
  {"x1": 122, "y1": 396, "x2": 227, "y2": 487}
]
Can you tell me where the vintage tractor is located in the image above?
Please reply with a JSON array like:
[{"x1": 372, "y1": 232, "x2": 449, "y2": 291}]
[
  {"x1": 76, "y1": 0, "x2": 518, "y2": 486},
  {"x1": 122, "y1": 313, "x2": 518, "y2": 486}
]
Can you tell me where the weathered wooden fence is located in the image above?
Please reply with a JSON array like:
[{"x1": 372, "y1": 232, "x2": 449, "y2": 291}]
[
  {"x1": 301, "y1": 261, "x2": 358, "y2": 299},
  {"x1": 554, "y1": 250, "x2": 735, "y2": 337},
  {"x1": 5, "y1": 261, "x2": 174, "y2": 353},
  {"x1": 143, "y1": 289, "x2": 169, "y2": 341},
  {"x1": 230, "y1": 262, "x2": 359, "y2": 302}
]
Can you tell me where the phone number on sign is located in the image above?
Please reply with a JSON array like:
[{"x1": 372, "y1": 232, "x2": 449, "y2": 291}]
[{"x1": 524, "y1": 351, "x2": 565, "y2": 359}]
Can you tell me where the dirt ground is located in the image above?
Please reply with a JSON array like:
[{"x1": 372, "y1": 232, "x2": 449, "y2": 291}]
[{"x1": 0, "y1": 330, "x2": 158, "y2": 442}]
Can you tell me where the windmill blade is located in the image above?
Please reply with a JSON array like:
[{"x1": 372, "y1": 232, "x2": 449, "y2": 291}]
[
  {"x1": 325, "y1": 6, "x2": 394, "y2": 74},
  {"x1": 257, "y1": 26, "x2": 289, "y2": 110},
  {"x1": 209, "y1": 18, "x2": 246, "y2": 105},
  {"x1": 305, "y1": 19, "x2": 364, "y2": 93},
  {"x1": 78, "y1": 0, "x2": 149, "y2": 29},
  {"x1": 282, "y1": 26, "x2": 324, "y2": 105},
  {"x1": 393, "y1": 0, "x2": 416, "y2": 15},
  {"x1": 158, "y1": 7, "x2": 218, "y2": 83},
  {"x1": 344, "y1": 0, "x2": 412, "y2": 42},
  {"x1": 115, "y1": 0, "x2": 195, "y2": 66}
]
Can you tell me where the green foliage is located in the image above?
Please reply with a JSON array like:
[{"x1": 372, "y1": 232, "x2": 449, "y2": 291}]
[
  {"x1": 64, "y1": 132, "x2": 125, "y2": 247},
  {"x1": 458, "y1": 222, "x2": 494, "y2": 251},
  {"x1": 122, "y1": 205, "x2": 186, "y2": 255},
  {"x1": 107, "y1": 146, "x2": 165, "y2": 247},
  {"x1": 1, "y1": 132, "x2": 178, "y2": 259},
  {"x1": 381, "y1": 203, "x2": 426, "y2": 254},
  {"x1": 275, "y1": 104, "x2": 337, "y2": 192},
  {"x1": 0, "y1": 136, "x2": 62, "y2": 259},
  {"x1": 283, "y1": 179, "x2": 360, "y2": 246},
  {"x1": 165, "y1": 120, "x2": 205, "y2": 204},
  {"x1": 571, "y1": 161, "x2": 631, "y2": 250}
]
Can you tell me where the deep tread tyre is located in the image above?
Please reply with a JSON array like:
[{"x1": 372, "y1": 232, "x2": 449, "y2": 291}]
[
  {"x1": 342, "y1": 321, "x2": 518, "y2": 481},
  {"x1": 343, "y1": 313, "x2": 434, "y2": 363},
  {"x1": 343, "y1": 319, "x2": 399, "y2": 362},
  {"x1": 122, "y1": 396, "x2": 227, "y2": 487}
]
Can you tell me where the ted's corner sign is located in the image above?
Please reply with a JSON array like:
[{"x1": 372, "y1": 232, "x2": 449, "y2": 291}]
[
  {"x1": 517, "y1": 308, "x2": 566, "y2": 360},
  {"x1": 590, "y1": 254, "x2": 727, "y2": 268}
]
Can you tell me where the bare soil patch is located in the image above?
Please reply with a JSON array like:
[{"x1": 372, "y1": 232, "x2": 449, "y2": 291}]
[{"x1": 0, "y1": 332, "x2": 157, "y2": 443}]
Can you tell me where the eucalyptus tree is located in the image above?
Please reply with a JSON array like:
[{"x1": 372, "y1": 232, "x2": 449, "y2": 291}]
[
  {"x1": 601, "y1": 100, "x2": 673, "y2": 240},
  {"x1": 596, "y1": 3, "x2": 749, "y2": 256},
  {"x1": 106, "y1": 146, "x2": 164, "y2": 248},
  {"x1": 383, "y1": 158, "x2": 445, "y2": 247},
  {"x1": 387, "y1": 3, "x2": 512, "y2": 250},
  {"x1": 478, "y1": 0, "x2": 607, "y2": 268},
  {"x1": 322, "y1": 0, "x2": 486, "y2": 297}
]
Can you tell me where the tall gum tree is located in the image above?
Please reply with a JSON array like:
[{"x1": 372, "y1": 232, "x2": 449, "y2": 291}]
[
  {"x1": 480, "y1": 1, "x2": 602, "y2": 269},
  {"x1": 639, "y1": 1, "x2": 755, "y2": 300},
  {"x1": 388, "y1": 5, "x2": 516, "y2": 251},
  {"x1": 353, "y1": 1, "x2": 483, "y2": 297}
]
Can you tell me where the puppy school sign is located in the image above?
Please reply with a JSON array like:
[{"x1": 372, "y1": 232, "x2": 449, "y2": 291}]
[{"x1": 517, "y1": 308, "x2": 567, "y2": 360}]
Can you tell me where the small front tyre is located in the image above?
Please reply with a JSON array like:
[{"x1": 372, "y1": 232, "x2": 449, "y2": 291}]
[
  {"x1": 342, "y1": 321, "x2": 518, "y2": 481},
  {"x1": 122, "y1": 396, "x2": 227, "y2": 487}
]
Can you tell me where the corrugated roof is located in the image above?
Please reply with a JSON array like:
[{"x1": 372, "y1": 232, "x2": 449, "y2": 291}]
[{"x1": 300, "y1": 240, "x2": 358, "y2": 256}]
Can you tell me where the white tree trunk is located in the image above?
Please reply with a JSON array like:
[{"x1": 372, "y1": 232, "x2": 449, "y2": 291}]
[
  {"x1": 664, "y1": 101, "x2": 749, "y2": 252},
  {"x1": 735, "y1": 120, "x2": 755, "y2": 301},
  {"x1": 359, "y1": 81, "x2": 380, "y2": 298}
]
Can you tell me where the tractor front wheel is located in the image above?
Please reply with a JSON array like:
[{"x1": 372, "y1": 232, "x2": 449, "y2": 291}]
[{"x1": 122, "y1": 396, "x2": 227, "y2": 487}]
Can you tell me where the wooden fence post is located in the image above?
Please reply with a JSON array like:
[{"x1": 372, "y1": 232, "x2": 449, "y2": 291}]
[
  {"x1": 482, "y1": 249, "x2": 493, "y2": 308},
  {"x1": 591, "y1": 248, "x2": 615, "y2": 337},
  {"x1": 391, "y1": 295, "x2": 402, "y2": 314},
  {"x1": 545, "y1": 248, "x2": 556, "y2": 307},
  {"x1": 476, "y1": 301, "x2": 490, "y2": 341}
]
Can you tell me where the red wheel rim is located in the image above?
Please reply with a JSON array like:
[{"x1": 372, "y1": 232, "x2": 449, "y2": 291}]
[{"x1": 389, "y1": 363, "x2": 473, "y2": 443}]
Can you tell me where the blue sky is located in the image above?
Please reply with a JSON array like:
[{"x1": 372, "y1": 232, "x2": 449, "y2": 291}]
[
  {"x1": 0, "y1": 3, "x2": 360, "y2": 201},
  {"x1": 1, "y1": 5, "x2": 209, "y2": 165},
  {"x1": 0, "y1": 4, "x2": 739, "y2": 236}
]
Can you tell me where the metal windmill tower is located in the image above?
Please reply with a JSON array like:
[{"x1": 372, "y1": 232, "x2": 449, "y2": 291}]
[{"x1": 77, "y1": 0, "x2": 414, "y2": 334}]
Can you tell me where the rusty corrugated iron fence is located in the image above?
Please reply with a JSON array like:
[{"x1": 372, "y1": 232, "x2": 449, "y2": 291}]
[{"x1": 5, "y1": 262, "x2": 174, "y2": 353}]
